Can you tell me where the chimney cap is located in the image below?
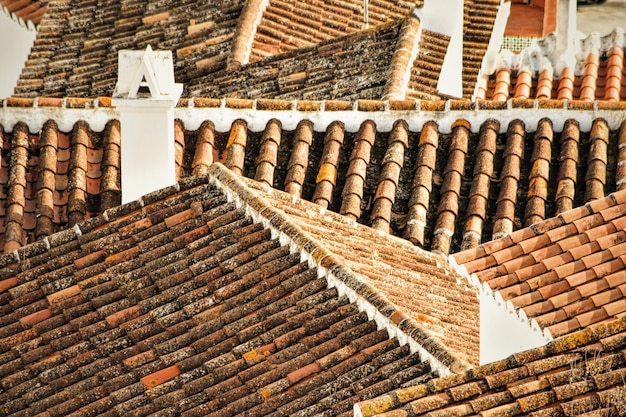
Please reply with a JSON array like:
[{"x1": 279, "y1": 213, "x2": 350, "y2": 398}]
[{"x1": 113, "y1": 45, "x2": 182, "y2": 100}]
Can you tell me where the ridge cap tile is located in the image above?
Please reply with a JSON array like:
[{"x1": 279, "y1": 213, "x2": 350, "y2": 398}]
[
  {"x1": 587, "y1": 195, "x2": 618, "y2": 214},
  {"x1": 557, "y1": 205, "x2": 594, "y2": 224}
]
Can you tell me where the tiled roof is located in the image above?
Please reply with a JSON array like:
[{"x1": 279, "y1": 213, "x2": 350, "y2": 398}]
[
  {"x1": 355, "y1": 316, "x2": 626, "y2": 416},
  {"x1": 452, "y1": 189, "x2": 626, "y2": 340},
  {"x1": 10, "y1": 0, "x2": 501, "y2": 101},
  {"x1": 187, "y1": 20, "x2": 402, "y2": 100},
  {"x1": 0, "y1": 163, "x2": 476, "y2": 416},
  {"x1": 14, "y1": 0, "x2": 247, "y2": 98},
  {"x1": 479, "y1": 29, "x2": 626, "y2": 102},
  {"x1": 0, "y1": 0, "x2": 47, "y2": 25},
  {"x1": 242, "y1": 177, "x2": 479, "y2": 366},
  {"x1": 3, "y1": 98, "x2": 626, "y2": 256},
  {"x1": 461, "y1": 0, "x2": 503, "y2": 98},
  {"x1": 406, "y1": 29, "x2": 451, "y2": 101},
  {"x1": 192, "y1": 0, "x2": 503, "y2": 101},
  {"x1": 247, "y1": 0, "x2": 422, "y2": 64}
]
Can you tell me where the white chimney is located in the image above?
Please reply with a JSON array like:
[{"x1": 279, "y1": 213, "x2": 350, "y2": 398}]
[
  {"x1": 556, "y1": 0, "x2": 577, "y2": 55},
  {"x1": 416, "y1": 0, "x2": 464, "y2": 98},
  {"x1": 112, "y1": 45, "x2": 183, "y2": 204}
]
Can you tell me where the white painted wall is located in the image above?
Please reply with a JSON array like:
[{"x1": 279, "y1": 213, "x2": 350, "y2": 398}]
[
  {"x1": 557, "y1": 0, "x2": 578, "y2": 55},
  {"x1": 113, "y1": 101, "x2": 179, "y2": 204},
  {"x1": 478, "y1": 2, "x2": 511, "y2": 79},
  {"x1": 418, "y1": 0, "x2": 465, "y2": 98},
  {"x1": 0, "y1": 12, "x2": 36, "y2": 98},
  {"x1": 479, "y1": 284, "x2": 552, "y2": 364},
  {"x1": 112, "y1": 48, "x2": 183, "y2": 203}
]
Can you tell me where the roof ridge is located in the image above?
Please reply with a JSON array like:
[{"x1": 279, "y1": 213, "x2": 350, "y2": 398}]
[
  {"x1": 383, "y1": 16, "x2": 422, "y2": 101},
  {"x1": 205, "y1": 163, "x2": 471, "y2": 376},
  {"x1": 228, "y1": 0, "x2": 270, "y2": 69},
  {"x1": 8, "y1": 96, "x2": 626, "y2": 112}
]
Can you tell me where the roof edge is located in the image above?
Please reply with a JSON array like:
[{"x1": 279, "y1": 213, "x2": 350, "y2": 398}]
[
  {"x1": 448, "y1": 254, "x2": 553, "y2": 338},
  {"x1": 205, "y1": 162, "x2": 471, "y2": 376},
  {"x1": 4, "y1": 97, "x2": 626, "y2": 135}
]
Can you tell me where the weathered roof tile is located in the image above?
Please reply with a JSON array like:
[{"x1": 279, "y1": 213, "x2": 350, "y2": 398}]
[
  {"x1": 0, "y1": 163, "x2": 477, "y2": 416},
  {"x1": 357, "y1": 317, "x2": 626, "y2": 416}
]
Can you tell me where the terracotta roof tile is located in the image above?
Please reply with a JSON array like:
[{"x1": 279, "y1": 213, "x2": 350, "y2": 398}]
[
  {"x1": 485, "y1": 29, "x2": 626, "y2": 103},
  {"x1": 0, "y1": 163, "x2": 478, "y2": 416},
  {"x1": 247, "y1": 0, "x2": 419, "y2": 65},
  {"x1": 9, "y1": 107, "x2": 626, "y2": 255},
  {"x1": 11, "y1": 0, "x2": 503, "y2": 101},
  {"x1": 454, "y1": 188, "x2": 626, "y2": 342}
]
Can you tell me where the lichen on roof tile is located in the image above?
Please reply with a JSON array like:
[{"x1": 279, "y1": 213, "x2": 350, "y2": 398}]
[
  {"x1": 0, "y1": 162, "x2": 478, "y2": 416},
  {"x1": 356, "y1": 316, "x2": 626, "y2": 417}
]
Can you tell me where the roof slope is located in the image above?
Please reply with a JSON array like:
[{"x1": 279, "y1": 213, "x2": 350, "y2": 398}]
[
  {"x1": 247, "y1": 0, "x2": 421, "y2": 63},
  {"x1": 355, "y1": 316, "x2": 626, "y2": 416},
  {"x1": 0, "y1": 163, "x2": 477, "y2": 417},
  {"x1": 3, "y1": 99, "x2": 626, "y2": 256},
  {"x1": 187, "y1": 20, "x2": 401, "y2": 100},
  {"x1": 10, "y1": 0, "x2": 501, "y2": 101},
  {"x1": 14, "y1": 0, "x2": 247, "y2": 98},
  {"x1": 191, "y1": 0, "x2": 504, "y2": 101},
  {"x1": 460, "y1": 0, "x2": 503, "y2": 98},
  {"x1": 243, "y1": 177, "x2": 479, "y2": 366},
  {"x1": 452, "y1": 189, "x2": 626, "y2": 340},
  {"x1": 480, "y1": 29, "x2": 626, "y2": 102}
]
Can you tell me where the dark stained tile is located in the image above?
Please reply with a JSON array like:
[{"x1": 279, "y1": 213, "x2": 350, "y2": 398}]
[
  {"x1": 0, "y1": 163, "x2": 466, "y2": 417},
  {"x1": 356, "y1": 316, "x2": 626, "y2": 417}
]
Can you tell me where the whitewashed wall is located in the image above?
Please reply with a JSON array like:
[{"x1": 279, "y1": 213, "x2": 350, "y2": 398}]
[
  {"x1": 0, "y1": 12, "x2": 36, "y2": 98},
  {"x1": 479, "y1": 284, "x2": 552, "y2": 364}
]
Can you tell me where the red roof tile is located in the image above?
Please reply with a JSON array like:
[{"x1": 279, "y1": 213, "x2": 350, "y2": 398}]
[
  {"x1": 4, "y1": 104, "x2": 626, "y2": 257},
  {"x1": 483, "y1": 29, "x2": 626, "y2": 103}
]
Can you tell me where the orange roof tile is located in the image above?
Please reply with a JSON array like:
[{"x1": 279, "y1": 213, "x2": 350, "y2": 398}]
[
  {"x1": 485, "y1": 29, "x2": 626, "y2": 103},
  {"x1": 453, "y1": 190, "x2": 626, "y2": 340}
]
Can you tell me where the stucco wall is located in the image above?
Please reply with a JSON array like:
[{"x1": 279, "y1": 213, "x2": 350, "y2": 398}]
[{"x1": 0, "y1": 13, "x2": 36, "y2": 98}]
